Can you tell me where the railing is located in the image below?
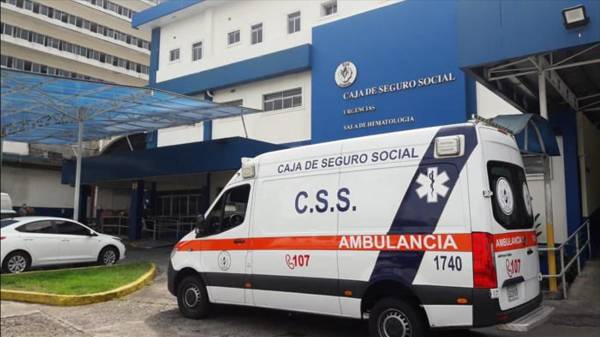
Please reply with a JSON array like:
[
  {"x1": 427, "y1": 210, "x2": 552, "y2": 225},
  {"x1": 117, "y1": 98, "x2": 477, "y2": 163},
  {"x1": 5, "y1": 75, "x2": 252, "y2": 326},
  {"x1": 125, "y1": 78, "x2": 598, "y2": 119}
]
[
  {"x1": 538, "y1": 219, "x2": 592, "y2": 299},
  {"x1": 143, "y1": 215, "x2": 195, "y2": 240},
  {"x1": 99, "y1": 215, "x2": 128, "y2": 236}
]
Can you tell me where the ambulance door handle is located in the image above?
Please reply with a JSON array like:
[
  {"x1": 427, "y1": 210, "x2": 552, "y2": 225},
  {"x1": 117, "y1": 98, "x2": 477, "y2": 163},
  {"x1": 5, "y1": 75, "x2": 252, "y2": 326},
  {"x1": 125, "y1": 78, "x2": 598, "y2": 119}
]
[
  {"x1": 233, "y1": 239, "x2": 246, "y2": 245},
  {"x1": 527, "y1": 248, "x2": 533, "y2": 255}
]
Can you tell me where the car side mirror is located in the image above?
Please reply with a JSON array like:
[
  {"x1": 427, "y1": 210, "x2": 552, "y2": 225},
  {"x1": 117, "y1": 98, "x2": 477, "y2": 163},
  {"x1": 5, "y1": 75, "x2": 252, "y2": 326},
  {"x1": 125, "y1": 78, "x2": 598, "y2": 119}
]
[
  {"x1": 195, "y1": 215, "x2": 206, "y2": 237},
  {"x1": 89, "y1": 230, "x2": 98, "y2": 236}
]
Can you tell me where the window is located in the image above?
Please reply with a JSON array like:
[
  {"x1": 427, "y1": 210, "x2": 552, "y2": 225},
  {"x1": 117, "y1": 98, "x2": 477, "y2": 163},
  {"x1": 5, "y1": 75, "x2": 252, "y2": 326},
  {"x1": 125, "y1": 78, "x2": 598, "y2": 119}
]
[
  {"x1": 221, "y1": 99, "x2": 243, "y2": 107},
  {"x1": 487, "y1": 161, "x2": 534, "y2": 230},
  {"x1": 228, "y1": 30, "x2": 240, "y2": 45},
  {"x1": 263, "y1": 88, "x2": 302, "y2": 111},
  {"x1": 16, "y1": 221, "x2": 54, "y2": 233},
  {"x1": 523, "y1": 155, "x2": 546, "y2": 176},
  {"x1": 192, "y1": 41, "x2": 202, "y2": 61},
  {"x1": 169, "y1": 48, "x2": 180, "y2": 62},
  {"x1": 322, "y1": 0, "x2": 337, "y2": 16},
  {"x1": 198, "y1": 184, "x2": 251, "y2": 237},
  {"x1": 287, "y1": 11, "x2": 301, "y2": 34},
  {"x1": 54, "y1": 221, "x2": 90, "y2": 235},
  {"x1": 251, "y1": 23, "x2": 263, "y2": 44}
]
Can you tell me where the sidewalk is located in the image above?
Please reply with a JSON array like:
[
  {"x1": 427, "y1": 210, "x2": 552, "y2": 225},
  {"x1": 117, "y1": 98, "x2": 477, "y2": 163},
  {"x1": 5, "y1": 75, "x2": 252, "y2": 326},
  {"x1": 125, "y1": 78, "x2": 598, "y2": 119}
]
[{"x1": 543, "y1": 258, "x2": 600, "y2": 328}]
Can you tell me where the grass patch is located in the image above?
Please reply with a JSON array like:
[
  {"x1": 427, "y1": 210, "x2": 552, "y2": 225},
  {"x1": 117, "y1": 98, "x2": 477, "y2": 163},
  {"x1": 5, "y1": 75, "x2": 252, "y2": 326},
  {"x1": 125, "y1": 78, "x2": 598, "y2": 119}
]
[{"x1": 0, "y1": 262, "x2": 152, "y2": 295}]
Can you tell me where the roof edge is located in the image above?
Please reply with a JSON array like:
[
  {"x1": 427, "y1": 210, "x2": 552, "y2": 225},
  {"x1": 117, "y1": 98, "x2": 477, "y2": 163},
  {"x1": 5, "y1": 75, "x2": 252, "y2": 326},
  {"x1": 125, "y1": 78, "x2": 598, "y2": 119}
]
[{"x1": 132, "y1": 0, "x2": 203, "y2": 29}]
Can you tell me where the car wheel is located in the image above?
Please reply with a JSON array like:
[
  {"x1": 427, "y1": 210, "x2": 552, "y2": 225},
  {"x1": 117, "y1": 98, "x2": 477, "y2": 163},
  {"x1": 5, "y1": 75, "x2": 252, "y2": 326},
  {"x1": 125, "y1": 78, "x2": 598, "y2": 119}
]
[
  {"x1": 2, "y1": 251, "x2": 31, "y2": 274},
  {"x1": 98, "y1": 246, "x2": 119, "y2": 266},
  {"x1": 369, "y1": 297, "x2": 427, "y2": 337},
  {"x1": 177, "y1": 276, "x2": 210, "y2": 319}
]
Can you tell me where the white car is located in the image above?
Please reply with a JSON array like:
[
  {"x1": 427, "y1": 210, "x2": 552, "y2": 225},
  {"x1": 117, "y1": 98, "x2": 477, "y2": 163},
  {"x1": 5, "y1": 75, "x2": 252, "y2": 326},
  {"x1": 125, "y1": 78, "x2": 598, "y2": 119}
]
[{"x1": 1, "y1": 216, "x2": 126, "y2": 273}]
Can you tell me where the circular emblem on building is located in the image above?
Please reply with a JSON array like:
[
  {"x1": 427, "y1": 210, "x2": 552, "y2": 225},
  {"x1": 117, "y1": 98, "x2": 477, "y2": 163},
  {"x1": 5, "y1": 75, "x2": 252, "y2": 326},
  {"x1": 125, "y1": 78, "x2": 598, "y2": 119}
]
[
  {"x1": 495, "y1": 177, "x2": 514, "y2": 216},
  {"x1": 335, "y1": 61, "x2": 357, "y2": 88},
  {"x1": 217, "y1": 251, "x2": 231, "y2": 271}
]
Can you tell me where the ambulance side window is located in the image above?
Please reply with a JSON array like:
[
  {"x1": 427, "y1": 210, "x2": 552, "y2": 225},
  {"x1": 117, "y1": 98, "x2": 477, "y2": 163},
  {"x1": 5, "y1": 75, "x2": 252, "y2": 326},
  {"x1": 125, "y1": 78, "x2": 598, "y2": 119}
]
[
  {"x1": 487, "y1": 161, "x2": 533, "y2": 230},
  {"x1": 202, "y1": 184, "x2": 251, "y2": 237}
]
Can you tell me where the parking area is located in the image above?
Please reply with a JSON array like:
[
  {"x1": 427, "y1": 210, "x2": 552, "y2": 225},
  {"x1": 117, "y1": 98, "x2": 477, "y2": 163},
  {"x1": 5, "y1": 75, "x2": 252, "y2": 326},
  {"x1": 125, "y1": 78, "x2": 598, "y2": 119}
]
[{"x1": 2, "y1": 247, "x2": 599, "y2": 337}]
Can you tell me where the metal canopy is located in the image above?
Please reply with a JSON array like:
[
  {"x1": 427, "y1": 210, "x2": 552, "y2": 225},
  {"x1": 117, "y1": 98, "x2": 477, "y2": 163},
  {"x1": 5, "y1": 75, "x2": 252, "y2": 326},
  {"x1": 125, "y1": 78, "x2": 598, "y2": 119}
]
[
  {"x1": 1, "y1": 69, "x2": 258, "y2": 221},
  {"x1": 1, "y1": 69, "x2": 256, "y2": 143},
  {"x1": 467, "y1": 42, "x2": 600, "y2": 127},
  {"x1": 491, "y1": 113, "x2": 560, "y2": 156}
]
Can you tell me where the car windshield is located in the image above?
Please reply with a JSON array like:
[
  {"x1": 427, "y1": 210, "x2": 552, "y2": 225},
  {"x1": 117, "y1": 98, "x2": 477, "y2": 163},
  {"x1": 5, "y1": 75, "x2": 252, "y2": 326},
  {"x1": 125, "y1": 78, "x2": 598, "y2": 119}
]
[{"x1": 1, "y1": 219, "x2": 18, "y2": 228}]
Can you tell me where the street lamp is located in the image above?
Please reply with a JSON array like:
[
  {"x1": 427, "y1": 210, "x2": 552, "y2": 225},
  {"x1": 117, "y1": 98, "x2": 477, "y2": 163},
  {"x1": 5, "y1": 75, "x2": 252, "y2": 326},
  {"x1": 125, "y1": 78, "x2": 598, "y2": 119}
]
[{"x1": 562, "y1": 5, "x2": 589, "y2": 29}]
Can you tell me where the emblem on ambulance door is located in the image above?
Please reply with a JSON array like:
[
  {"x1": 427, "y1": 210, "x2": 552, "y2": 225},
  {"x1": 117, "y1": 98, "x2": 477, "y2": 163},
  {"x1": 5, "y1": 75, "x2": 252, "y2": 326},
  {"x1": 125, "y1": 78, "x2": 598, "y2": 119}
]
[
  {"x1": 415, "y1": 167, "x2": 450, "y2": 203},
  {"x1": 217, "y1": 251, "x2": 231, "y2": 271},
  {"x1": 495, "y1": 177, "x2": 514, "y2": 216},
  {"x1": 335, "y1": 61, "x2": 357, "y2": 88}
]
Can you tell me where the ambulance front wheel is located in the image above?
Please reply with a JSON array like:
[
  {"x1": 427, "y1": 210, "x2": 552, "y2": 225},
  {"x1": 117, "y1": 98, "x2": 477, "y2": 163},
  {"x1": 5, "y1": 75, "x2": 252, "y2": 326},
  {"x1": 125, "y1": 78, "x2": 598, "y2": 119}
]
[
  {"x1": 177, "y1": 276, "x2": 210, "y2": 319},
  {"x1": 369, "y1": 297, "x2": 427, "y2": 337}
]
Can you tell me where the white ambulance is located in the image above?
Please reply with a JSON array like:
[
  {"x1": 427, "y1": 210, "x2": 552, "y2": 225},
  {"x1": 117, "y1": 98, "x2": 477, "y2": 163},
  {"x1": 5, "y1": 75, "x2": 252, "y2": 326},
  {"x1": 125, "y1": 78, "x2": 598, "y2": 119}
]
[{"x1": 168, "y1": 121, "x2": 542, "y2": 337}]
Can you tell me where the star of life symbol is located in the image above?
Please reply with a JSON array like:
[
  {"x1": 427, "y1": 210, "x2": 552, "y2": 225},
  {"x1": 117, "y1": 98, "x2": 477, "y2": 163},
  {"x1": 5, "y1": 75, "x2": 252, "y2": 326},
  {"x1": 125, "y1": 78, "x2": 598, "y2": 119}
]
[{"x1": 415, "y1": 167, "x2": 450, "y2": 203}]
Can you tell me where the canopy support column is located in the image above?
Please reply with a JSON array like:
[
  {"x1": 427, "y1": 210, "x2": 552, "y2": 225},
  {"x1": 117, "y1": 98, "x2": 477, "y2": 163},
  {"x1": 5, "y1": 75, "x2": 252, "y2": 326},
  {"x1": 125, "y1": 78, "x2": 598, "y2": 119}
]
[
  {"x1": 538, "y1": 62, "x2": 558, "y2": 293},
  {"x1": 73, "y1": 115, "x2": 84, "y2": 221}
]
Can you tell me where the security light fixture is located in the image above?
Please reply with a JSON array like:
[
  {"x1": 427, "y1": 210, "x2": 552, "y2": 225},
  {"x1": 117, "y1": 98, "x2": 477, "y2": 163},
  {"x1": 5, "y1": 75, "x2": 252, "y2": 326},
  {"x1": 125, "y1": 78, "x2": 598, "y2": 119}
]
[{"x1": 562, "y1": 5, "x2": 589, "y2": 29}]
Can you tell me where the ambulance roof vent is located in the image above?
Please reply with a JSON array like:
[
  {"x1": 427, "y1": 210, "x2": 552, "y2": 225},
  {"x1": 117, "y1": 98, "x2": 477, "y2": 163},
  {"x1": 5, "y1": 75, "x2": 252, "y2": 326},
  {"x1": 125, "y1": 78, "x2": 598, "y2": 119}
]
[
  {"x1": 241, "y1": 158, "x2": 256, "y2": 179},
  {"x1": 435, "y1": 135, "x2": 464, "y2": 158}
]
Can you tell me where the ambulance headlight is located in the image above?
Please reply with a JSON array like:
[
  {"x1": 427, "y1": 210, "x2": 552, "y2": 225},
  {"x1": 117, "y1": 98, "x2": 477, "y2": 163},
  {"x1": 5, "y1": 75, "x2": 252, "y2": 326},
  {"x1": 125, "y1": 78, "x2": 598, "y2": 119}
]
[{"x1": 435, "y1": 135, "x2": 464, "y2": 158}]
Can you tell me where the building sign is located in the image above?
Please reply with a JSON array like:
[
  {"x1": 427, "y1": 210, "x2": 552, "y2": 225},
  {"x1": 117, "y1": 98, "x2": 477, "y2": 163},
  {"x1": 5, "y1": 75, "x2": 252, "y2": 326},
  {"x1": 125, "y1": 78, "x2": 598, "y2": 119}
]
[
  {"x1": 337, "y1": 65, "x2": 456, "y2": 132},
  {"x1": 311, "y1": 0, "x2": 468, "y2": 143},
  {"x1": 342, "y1": 72, "x2": 456, "y2": 100}
]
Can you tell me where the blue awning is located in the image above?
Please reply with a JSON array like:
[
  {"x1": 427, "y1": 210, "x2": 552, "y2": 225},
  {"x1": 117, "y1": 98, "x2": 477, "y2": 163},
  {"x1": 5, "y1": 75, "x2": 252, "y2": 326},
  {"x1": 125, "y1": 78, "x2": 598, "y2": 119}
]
[
  {"x1": 61, "y1": 137, "x2": 284, "y2": 185},
  {"x1": 491, "y1": 114, "x2": 560, "y2": 156},
  {"x1": 1, "y1": 69, "x2": 257, "y2": 144}
]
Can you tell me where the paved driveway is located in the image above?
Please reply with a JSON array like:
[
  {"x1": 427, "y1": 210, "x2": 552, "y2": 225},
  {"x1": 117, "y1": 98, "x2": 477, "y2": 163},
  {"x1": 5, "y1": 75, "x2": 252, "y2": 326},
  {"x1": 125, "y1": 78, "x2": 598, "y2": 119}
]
[{"x1": 2, "y1": 247, "x2": 599, "y2": 337}]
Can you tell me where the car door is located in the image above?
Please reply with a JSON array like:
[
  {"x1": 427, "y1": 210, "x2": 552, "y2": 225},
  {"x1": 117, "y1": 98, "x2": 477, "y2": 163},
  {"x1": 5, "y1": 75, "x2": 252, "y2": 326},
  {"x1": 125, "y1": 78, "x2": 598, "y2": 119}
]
[
  {"x1": 17, "y1": 220, "x2": 62, "y2": 265},
  {"x1": 53, "y1": 220, "x2": 98, "y2": 262},
  {"x1": 196, "y1": 183, "x2": 253, "y2": 305}
]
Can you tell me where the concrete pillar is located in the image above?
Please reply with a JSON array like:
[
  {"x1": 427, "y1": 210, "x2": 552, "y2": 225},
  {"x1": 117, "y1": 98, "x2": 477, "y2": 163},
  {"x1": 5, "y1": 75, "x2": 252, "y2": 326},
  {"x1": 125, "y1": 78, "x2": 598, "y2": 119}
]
[
  {"x1": 128, "y1": 180, "x2": 144, "y2": 240},
  {"x1": 78, "y1": 185, "x2": 91, "y2": 224}
]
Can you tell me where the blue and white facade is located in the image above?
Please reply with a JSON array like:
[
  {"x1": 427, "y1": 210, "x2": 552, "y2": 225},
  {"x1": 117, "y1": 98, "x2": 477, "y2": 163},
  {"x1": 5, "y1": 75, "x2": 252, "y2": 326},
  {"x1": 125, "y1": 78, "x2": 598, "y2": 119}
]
[{"x1": 107, "y1": 0, "x2": 599, "y2": 245}]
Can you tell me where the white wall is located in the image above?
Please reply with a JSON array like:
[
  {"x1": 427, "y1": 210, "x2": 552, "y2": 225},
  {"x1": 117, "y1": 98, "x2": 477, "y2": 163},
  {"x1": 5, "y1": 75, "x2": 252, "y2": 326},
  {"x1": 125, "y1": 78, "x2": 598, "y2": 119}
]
[
  {"x1": 212, "y1": 71, "x2": 311, "y2": 143},
  {"x1": 0, "y1": 166, "x2": 74, "y2": 208},
  {"x1": 157, "y1": 123, "x2": 204, "y2": 147},
  {"x1": 578, "y1": 113, "x2": 600, "y2": 216},
  {"x1": 527, "y1": 137, "x2": 568, "y2": 244},
  {"x1": 1, "y1": 141, "x2": 29, "y2": 155},
  {"x1": 156, "y1": 0, "x2": 399, "y2": 83},
  {"x1": 476, "y1": 82, "x2": 522, "y2": 118}
]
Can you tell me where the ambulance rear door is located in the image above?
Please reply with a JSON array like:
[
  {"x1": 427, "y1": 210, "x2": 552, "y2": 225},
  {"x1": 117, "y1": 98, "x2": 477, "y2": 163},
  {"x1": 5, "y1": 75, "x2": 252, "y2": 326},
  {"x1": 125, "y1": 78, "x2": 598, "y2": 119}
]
[{"x1": 482, "y1": 128, "x2": 540, "y2": 311}]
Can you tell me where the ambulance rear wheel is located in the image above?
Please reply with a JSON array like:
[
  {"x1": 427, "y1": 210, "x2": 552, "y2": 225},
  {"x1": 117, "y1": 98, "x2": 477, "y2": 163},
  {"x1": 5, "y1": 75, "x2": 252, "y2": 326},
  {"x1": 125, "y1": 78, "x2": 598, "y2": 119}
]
[
  {"x1": 369, "y1": 297, "x2": 426, "y2": 337},
  {"x1": 177, "y1": 276, "x2": 209, "y2": 319}
]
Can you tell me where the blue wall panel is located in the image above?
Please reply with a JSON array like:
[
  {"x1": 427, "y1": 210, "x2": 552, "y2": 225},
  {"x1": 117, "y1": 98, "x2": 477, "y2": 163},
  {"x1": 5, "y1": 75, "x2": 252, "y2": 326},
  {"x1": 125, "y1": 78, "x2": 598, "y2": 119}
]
[
  {"x1": 149, "y1": 27, "x2": 161, "y2": 87},
  {"x1": 62, "y1": 137, "x2": 283, "y2": 184},
  {"x1": 311, "y1": 0, "x2": 468, "y2": 143},
  {"x1": 458, "y1": 0, "x2": 600, "y2": 67},
  {"x1": 132, "y1": 0, "x2": 203, "y2": 28},
  {"x1": 152, "y1": 44, "x2": 311, "y2": 95}
]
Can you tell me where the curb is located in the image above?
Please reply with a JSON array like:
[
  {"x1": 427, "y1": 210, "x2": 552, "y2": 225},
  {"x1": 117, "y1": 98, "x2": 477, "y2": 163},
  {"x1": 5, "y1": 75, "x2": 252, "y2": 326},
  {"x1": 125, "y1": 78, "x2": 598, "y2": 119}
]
[{"x1": 0, "y1": 263, "x2": 156, "y2": 306}]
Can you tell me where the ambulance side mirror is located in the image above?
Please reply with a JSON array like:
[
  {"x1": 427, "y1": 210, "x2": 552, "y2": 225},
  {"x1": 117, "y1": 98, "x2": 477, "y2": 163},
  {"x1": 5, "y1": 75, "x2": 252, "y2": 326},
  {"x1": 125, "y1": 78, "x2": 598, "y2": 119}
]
[{"x1": 195, "y1": 214, "x2": 206, "y2": 237}]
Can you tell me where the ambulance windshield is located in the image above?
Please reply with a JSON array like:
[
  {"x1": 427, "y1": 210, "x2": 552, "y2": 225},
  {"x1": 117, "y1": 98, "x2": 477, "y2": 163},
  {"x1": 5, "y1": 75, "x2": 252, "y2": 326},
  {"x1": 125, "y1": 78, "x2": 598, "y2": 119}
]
[{"x1": 487, "y1": 161, "x2": 534, "y2": 230}]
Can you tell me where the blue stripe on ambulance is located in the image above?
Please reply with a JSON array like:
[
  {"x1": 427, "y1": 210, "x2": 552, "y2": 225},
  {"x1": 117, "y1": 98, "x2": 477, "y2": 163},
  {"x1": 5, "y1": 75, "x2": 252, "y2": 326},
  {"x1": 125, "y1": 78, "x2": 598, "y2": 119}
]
[{"x1": 369, "y1": 125, "x2": 478, "y2": 286}]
